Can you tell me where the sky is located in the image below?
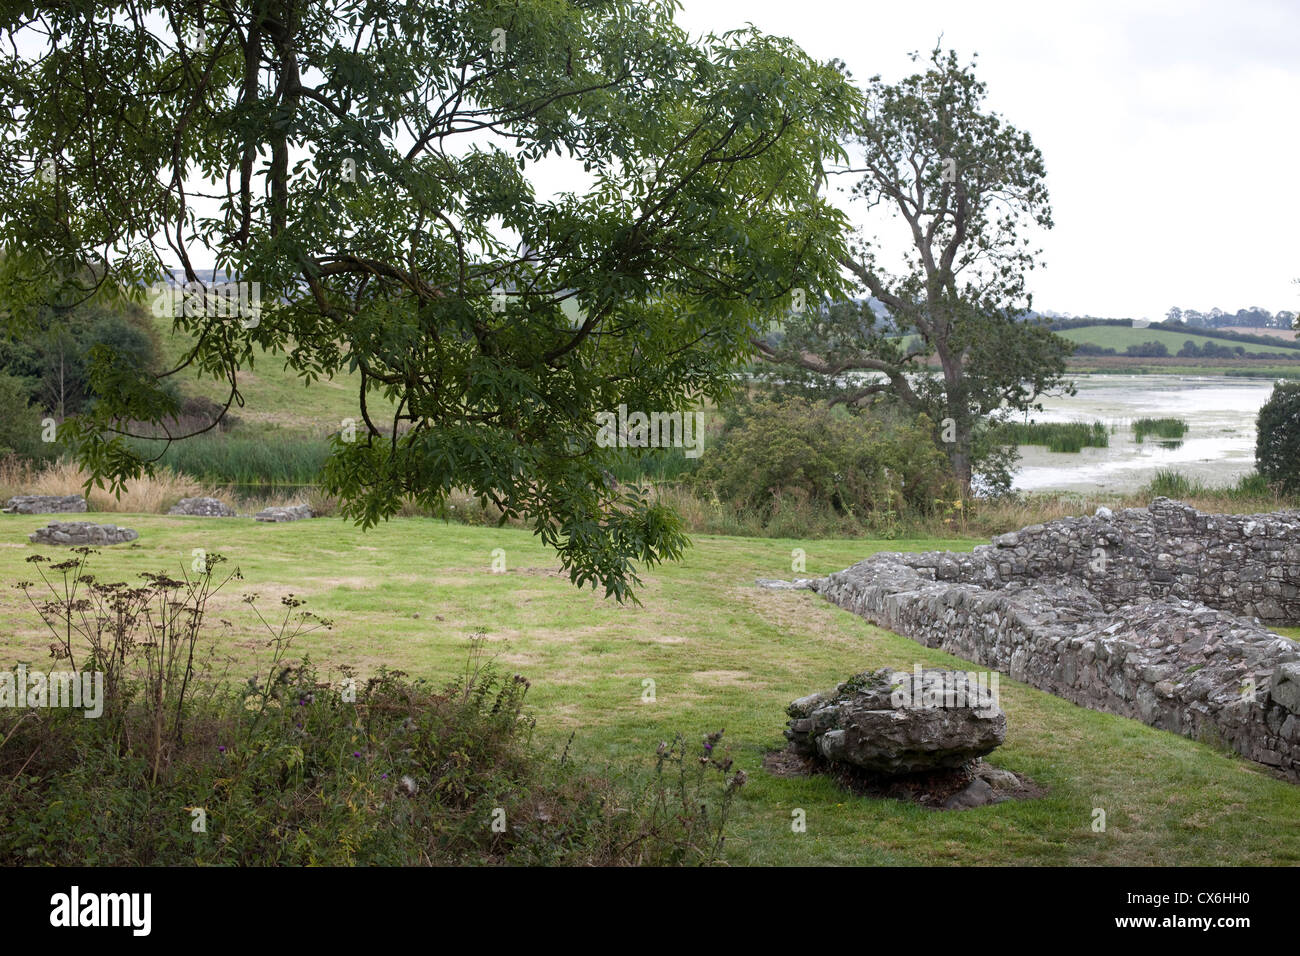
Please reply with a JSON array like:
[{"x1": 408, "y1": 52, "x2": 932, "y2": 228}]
[{"x1": 674, "y1": 0, "x2": 1300, "y2": 321}]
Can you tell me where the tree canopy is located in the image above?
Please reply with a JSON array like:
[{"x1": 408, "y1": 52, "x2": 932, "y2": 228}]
[{"x1": 0, "y1": 0, "x2": 859, "y2": 600}]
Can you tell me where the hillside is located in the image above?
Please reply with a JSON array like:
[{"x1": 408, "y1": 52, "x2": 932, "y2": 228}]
[
  {"x1": 152, "y1": 313, "x2": 397, "y2": 435},
  {"x1": 1060, "y1": 324, "x2": 1299, "y2": 357}
]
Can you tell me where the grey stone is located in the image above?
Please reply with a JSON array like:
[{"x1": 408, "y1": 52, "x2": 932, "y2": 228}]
[
  {"x1": 784, "y1": 668, "x2": 1006, "y2": 775},
  {"x1": 29, "y1": 521, "x2": 138, "y2": 546},
  {"x1": 1270, "y1": 663, "x2": 1300, "y2": 714},
  {"x1": 943, "y1": 777, "x2": 996, "y2": 810},
  {"x1": 756, "y1": 578, "x2": 815, "y2": 590},
  {"x1": 977, "y1": 766, "x2": 1021, "y2": 790},
  {"x1": 254, "y1": 504, "x2": 314, "y2": 523},
  {"x1": 4, "y1": 495, "x2": 86, "y2": 515},
  {"x1": 168, "y1": 496, "x2": 236, "y2": 517}
]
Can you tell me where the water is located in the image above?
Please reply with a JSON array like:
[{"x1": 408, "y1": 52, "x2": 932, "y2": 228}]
[{"x1": 1012, "y1": 374, "x2": 1277, "y2": 493}]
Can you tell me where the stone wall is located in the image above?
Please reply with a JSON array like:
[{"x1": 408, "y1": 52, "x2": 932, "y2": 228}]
[
  {"x1": 811, "y1": 499, "x2": 1300, "y2": 778},
  {"x1": 3, "y1": 495, "x2": 86, "y2": 515},
  {"x1": 29, "y1": 521, "x2": 138, "y2": 546}
]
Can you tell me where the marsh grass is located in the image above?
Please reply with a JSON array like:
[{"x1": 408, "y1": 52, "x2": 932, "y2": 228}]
[
  {"x1": 1133, "y1": 417, "x2": 1190, "y2": 443},
  {"x1": 1000, "y1": 420, "x2": 1110, "y2": 453}
]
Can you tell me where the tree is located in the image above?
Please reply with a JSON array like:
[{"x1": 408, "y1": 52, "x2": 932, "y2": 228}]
[
  {"x1": 0, "y1": 1, "x2": 858, "y2": 600},
  {"x1": 1166, "y1": 306, "x2": 1182, "y2": 323},
  {"x1": 0, "y1": 372, "x2": 40, "y2": 460},
  {"x1": 1256, "y1": 381, "x2": 1300, "y2": 494},
  {"x1": 752, "y1": 47, "x2": 1070, "y2": 490}
]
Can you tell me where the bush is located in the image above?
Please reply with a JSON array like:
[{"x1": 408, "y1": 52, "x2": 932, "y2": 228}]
[
  {"x1": 695, "y1": 398, "x2": 956, "y2": 522},
  {"x1": 1256, "y1": 380, "x2": 1300, "y2": 493}
]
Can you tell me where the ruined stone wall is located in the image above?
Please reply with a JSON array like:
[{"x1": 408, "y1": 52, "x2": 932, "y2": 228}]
[
  {"x1": 812, "y1": 499, "x2": 1300, "y2": 778},
  {"x1": 924, "y1": 498, "x2": 1300, "y2": 625}
]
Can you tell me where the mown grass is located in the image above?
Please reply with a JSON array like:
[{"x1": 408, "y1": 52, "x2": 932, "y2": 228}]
[
  {"x1": 1000, "y1": 420, "x2": 1110, "y2": 453},
  {"x1": 0, "y1": 513, "x2": 1295, "y2": 865}
]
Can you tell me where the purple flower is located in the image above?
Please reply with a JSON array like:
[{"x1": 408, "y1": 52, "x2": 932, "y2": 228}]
[
  {"x1": 353, "y1": 751, "x2": 361, "y2": 758},
  {"x1": 381, "y1": 774, "x2": 389, "y2": 779},
  {"x1": 218, "y1": 746, "x2": 226, "y2": 753}
]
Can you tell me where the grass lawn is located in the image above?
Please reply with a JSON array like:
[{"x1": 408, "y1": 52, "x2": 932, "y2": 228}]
[{"x1": 1, "y1": 513, "x2": 1297, "y2": 866}]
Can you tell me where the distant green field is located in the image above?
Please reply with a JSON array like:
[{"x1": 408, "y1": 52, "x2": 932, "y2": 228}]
[
  {"x1": 1061, "y1": 325, "x2": 1297, "y2": 357},
  {"x1": 152, "y1": 312, "x2": 398, "y2": 434}
]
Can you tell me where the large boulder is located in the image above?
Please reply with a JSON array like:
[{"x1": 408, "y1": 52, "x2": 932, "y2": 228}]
[
  {"x1": 254, "y1": 504, "x2": 314, "y2": 523},
  {"x1": 168, "y1": 496, "x2": 237, "y2": 517},
  {"x1": 785, "y1": 668, "x2": 1006, "y2": 775},
  {"x1": 3, "y1": 495, "x2": 87, "y2": 515},
  {"x1": 29, "y1": 521, "x2": 138, "y2": 546}
]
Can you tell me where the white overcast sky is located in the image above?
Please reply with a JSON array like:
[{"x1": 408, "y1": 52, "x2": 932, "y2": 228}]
[{"x1": 675, "y1": 0, "x2": 1300, "y2": 321}]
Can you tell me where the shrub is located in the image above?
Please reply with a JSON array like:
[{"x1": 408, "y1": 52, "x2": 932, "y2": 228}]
[
  {"x1": 1256, "y1": 380, "x2": 1300, "y2": 493},
  {"x1": 695, "y1": 398, "x2": 956, "y2": 522}
]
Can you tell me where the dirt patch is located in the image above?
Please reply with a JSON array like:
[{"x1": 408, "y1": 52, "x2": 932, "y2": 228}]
[
  {"x1": 691, "y1": 669, "x2": 758, "y2": 688},
  {"x1": 763, "y1": 749, "x2": 1047, "y2": 810}
]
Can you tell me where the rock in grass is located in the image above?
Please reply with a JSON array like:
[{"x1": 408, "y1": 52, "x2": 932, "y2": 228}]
[
  {"x1": 943, "y1": 776, "x2": 996, "y2": 810},
  {"x1": 168, "y1": 496, "x2": 236, "y2": 517},
  {"x1": 784, "y1": 668, "x2": 1006, "y2": 775},
  {"x1": 254, "y1": 504, "x2": 314, "y2": 523},
  {"x1": 29, "y1": 521, "x2": 138, "y2": 546}
]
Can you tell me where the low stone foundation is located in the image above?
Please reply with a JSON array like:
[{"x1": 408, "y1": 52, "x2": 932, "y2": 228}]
[
  {"x1": 168, "y1": 497, "x2": 236, "y2": 517},
  {"x1": 808, "y1": 499, "x2": 1300, "y2": 778},
  {"x1": 4, "y1": 495, "x2": 86, "y2": 515},
  {"x1": 29, "y1": 521, "x2": 138, "y2": 546}
]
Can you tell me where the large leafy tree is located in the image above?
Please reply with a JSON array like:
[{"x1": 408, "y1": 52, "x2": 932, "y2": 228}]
[
  {"x1": 0, "y1": 1, "x2": 857, "y2": 599},
  {"x1": 752, "y1": 47, "x2": 1071, "y2": 491}
]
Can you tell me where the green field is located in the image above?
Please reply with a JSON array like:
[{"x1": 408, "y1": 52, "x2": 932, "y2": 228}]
[
  {"x1": 1060, "y1": 324, "x2": 1299, "y2": 357},
  {"x1": 152, "y1": 311, "x2": 397, "y2": 435},
  {"x1": 3, "y1": 513, "x2": 1296, "y2": 865}
]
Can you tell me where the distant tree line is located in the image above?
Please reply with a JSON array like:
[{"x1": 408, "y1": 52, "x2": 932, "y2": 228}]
[{"x1": 1165, "y1": 306, "x2": 1296, "y2": 330}]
